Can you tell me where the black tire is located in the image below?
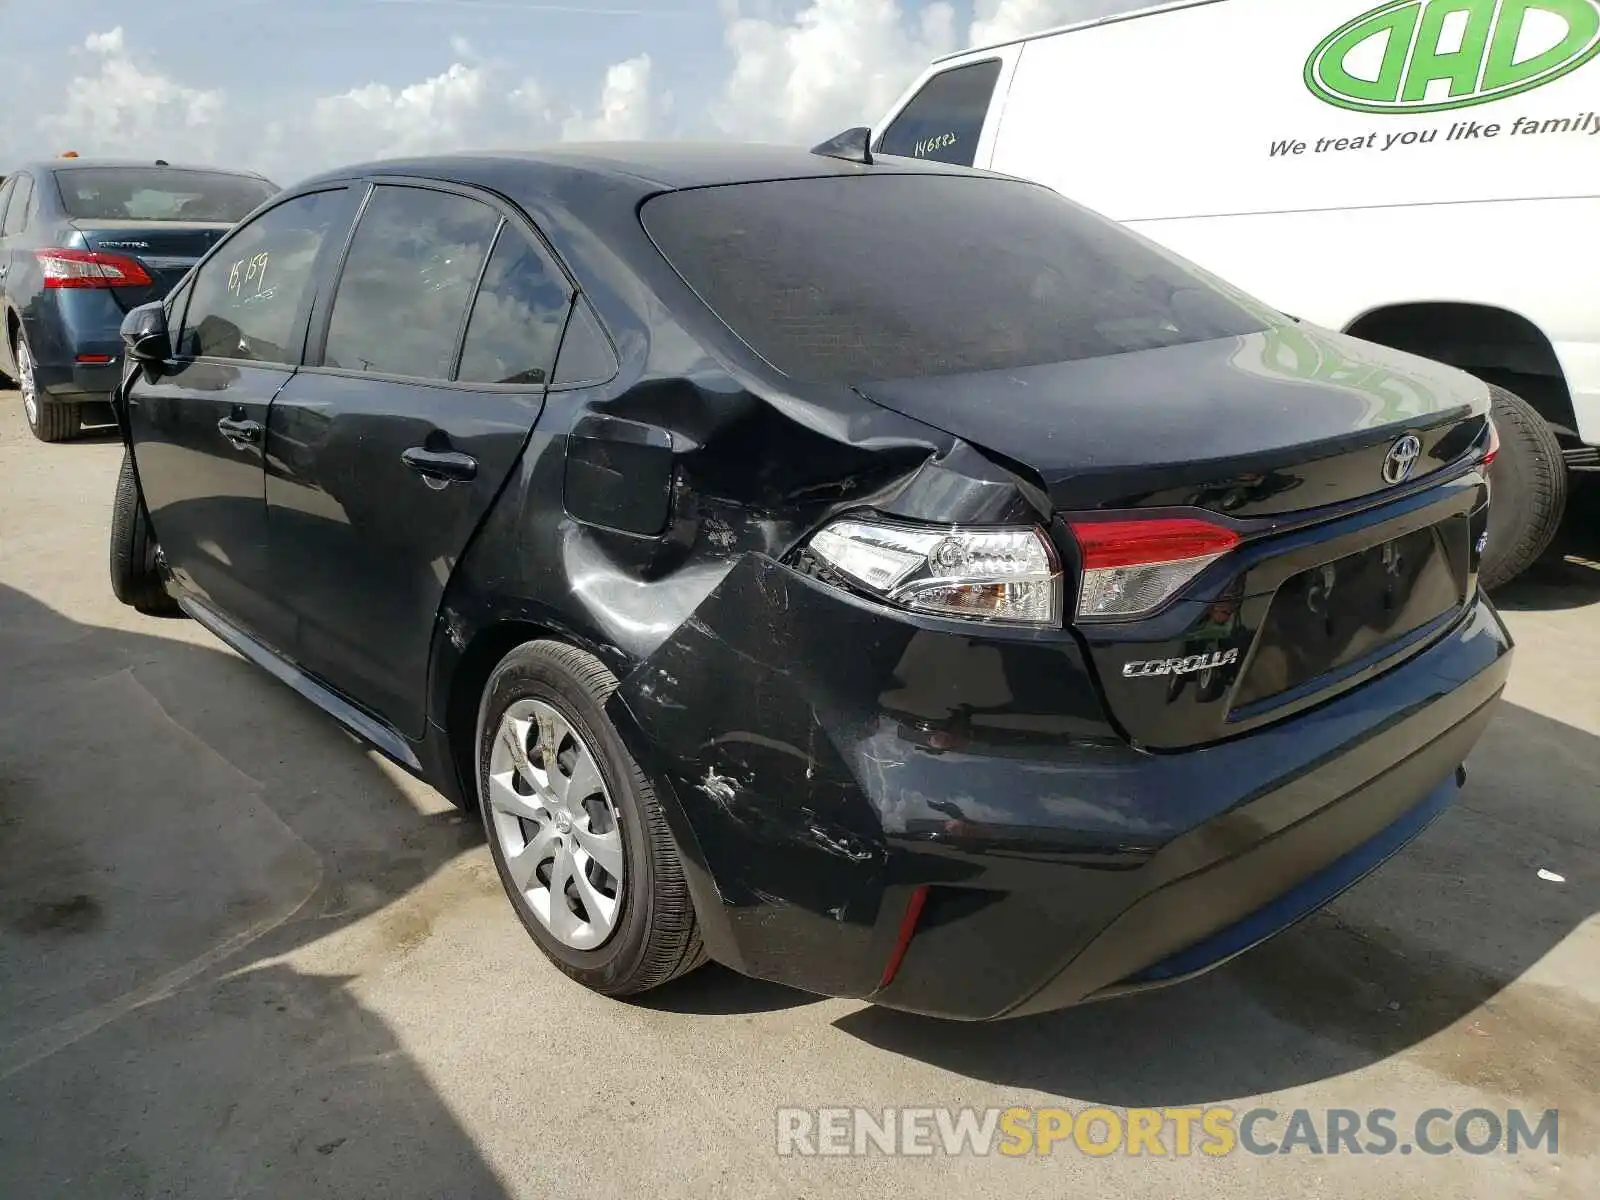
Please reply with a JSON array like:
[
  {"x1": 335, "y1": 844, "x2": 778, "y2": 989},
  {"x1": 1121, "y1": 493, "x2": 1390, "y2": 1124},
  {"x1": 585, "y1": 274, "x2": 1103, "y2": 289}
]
[
  {"x1": 14, "y1": 331, "x2": 80, "y2": 443},
  {"x1": 476, "y1": 640, "x2": 705, "y2": 995},
  {"x1": 109, "y1": 452, "x2": 182, "y2": 617},
  {"x1": 1481, "y1": 383, "x2": 1568, "y2": 591}
]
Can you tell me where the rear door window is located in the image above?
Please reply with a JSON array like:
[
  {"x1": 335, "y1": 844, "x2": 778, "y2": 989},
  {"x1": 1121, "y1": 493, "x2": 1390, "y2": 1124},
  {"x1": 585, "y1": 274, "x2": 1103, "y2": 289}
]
[
  {"x1": 642, "y1": 174, "x2": 1265, "y2": 385},
  {"x1": 876, "y1": 60, "x2": 1003, "y2": 167},
  {"x1": 322, "y1": 186, "x2": 500, "y2": 380}
]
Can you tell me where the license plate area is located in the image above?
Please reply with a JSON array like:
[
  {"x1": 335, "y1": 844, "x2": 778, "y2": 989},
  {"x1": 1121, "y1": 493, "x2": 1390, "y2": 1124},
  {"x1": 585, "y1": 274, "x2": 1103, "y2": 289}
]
[{"x1": 1232, "y1": 523, "x2": 1466, "y2": 710}]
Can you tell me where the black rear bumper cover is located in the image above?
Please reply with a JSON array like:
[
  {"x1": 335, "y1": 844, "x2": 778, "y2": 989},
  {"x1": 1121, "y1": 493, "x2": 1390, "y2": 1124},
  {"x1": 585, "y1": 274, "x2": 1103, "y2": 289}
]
[{"x1": 607, "y1": 555, "x2": 1513, "y2": 1021}]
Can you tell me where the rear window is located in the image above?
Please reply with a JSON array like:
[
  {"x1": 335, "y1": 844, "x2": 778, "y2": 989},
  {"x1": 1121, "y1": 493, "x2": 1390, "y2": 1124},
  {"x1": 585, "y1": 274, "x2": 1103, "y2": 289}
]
[
  {"x1": 54, "y1": 168, "x2": 277, "y2": 223},
  {"x1": 641, "y1": 175, "x2": 1266, "y2": 384}
]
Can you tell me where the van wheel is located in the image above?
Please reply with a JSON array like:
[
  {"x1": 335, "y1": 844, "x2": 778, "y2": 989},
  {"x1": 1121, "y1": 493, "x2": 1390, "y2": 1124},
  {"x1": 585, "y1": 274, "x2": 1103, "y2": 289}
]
[
  {"x1": 475, "y1": 640, "x2": 706, "y2": 996},
  {"x1": 1480, "y1": 383, "x2": 1567, "y2": 591},
  {"x1": 110, "y1": 451, "x2": 181, "y2": 617}
]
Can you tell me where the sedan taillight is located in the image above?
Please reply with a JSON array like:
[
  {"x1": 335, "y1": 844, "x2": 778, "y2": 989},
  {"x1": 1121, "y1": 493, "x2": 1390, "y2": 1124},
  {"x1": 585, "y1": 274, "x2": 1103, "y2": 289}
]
[
  {"x1": 1068, "y1": 517, "x2": 1240, "y2": 622},
  {"x1": 35, "y1": 248, "x2": 153, "y2": 289}
]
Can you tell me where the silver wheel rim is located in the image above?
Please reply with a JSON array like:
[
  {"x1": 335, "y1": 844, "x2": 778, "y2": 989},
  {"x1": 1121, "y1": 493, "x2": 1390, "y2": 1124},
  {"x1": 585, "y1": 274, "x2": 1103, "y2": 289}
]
[
  {"x1": 485, "y1": 698, "x2": 625, "y2": 950},
  {"x1": 17, "y1": 341, "x2": 38, "y2": 426}
]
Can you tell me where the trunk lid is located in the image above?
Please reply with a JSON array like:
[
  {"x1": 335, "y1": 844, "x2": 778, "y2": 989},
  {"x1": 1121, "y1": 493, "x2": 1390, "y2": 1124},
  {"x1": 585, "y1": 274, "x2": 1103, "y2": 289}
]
[
  {"x1": 63, "y1": 220, "x2": 232, "y2": 310},
  {"x1": 855, "y1": 323, "x2": 1490, "y2": 518},
  {"x1": 856, "y1": 322, "x2": 1494, "y2": 751}
]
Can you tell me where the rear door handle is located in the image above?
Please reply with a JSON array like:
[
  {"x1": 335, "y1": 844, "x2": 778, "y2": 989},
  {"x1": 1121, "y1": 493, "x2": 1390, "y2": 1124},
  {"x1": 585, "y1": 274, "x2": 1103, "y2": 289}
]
[
  {"x1": 402, "y1": 446, "x2": 478, "y2": 487},
  {"x1": 217, "y1": 416, "x2": 262, "y2": 448}
]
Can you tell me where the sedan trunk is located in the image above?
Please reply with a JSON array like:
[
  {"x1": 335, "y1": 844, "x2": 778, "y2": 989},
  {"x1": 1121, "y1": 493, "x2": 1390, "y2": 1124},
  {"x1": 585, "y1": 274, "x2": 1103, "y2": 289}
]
[{"x1": 64, "y1": 220, "x2": 234, "y2": 310}]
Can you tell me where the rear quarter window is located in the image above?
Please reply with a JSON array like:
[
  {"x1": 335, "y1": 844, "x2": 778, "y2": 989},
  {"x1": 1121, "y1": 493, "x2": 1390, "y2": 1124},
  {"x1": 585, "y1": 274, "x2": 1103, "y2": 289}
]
[{"x1": 641, "y1": 174, "x2": 1267, "y2": 385}]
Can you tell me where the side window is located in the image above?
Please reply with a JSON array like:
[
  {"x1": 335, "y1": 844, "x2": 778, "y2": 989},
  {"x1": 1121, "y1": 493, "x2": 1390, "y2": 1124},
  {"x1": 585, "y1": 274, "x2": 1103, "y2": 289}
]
[
  {"x1": 551, "y1": 298, "x2": 618, "y2": 388},
  {"x1": 1, "y1": 175, "x2": 30, "y2": 236},
  {"x1": 0, "y1": 179, "x2": 14, "y2": 235},
  {"x1": 323, "y1": 186, "x2": 500, "y2": 379},
  {"x1": 876, "y1": 60, "x2": 1003, "y2": 167},
  {"x1": 179, "y1": 189, "x2": 352, "y2": 364},
  {"x1": 457, "y1": 224, "x2": 572, "y2": 385}
]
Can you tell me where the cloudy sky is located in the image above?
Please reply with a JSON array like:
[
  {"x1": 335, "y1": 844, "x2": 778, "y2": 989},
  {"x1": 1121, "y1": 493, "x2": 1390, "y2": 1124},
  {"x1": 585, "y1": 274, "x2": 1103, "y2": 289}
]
[{"x1": 0, "y1": 0, "x2": 1141, "y2": 183}]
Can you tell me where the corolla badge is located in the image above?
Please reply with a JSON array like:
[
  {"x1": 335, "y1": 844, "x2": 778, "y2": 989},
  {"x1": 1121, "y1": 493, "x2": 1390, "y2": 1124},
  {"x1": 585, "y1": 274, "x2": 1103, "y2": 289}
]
[
  {"x1": 1382, "y1": 434, "x2": 1423, "y2": 484},
  {"x1": 1123, "y1": 648, "x2": 1241, "y2": 678}
]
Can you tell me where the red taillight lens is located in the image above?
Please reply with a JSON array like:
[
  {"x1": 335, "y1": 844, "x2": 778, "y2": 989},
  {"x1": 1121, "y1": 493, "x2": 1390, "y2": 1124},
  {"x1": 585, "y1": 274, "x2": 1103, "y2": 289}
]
[
  {"x1": 35, "y1": 248, "x2": 153, "y2": 289},
  {"x1": 1482, "y1": 419, "x2": 1501, "y2": 467},
  {"x1": 1068, "y1": 517, "x2": 1241, "y2": 622}
]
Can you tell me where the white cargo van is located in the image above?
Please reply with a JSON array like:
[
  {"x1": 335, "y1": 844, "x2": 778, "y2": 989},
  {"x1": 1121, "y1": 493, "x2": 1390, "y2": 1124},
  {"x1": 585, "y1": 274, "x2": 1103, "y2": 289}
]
[{"x1": 876, "y1": 0, "x2": 1600, "y2": 587}]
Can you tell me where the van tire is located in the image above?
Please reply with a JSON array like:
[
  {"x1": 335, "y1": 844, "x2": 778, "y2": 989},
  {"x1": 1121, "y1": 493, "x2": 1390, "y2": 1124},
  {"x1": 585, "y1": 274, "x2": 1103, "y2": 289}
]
[
  {"x1": 1480, "y1": 383, "x2": 1567, "y2": 591},
  {"x1": 110, "y1": 451, "x2": 181, "y2": 617}
]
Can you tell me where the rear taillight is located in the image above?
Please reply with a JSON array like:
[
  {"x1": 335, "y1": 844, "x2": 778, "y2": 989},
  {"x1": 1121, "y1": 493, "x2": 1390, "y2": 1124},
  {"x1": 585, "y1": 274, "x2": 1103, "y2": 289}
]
[
  {"x1": 35, "y1": 248, "x2": 153, "y2": 289},
  {"x1": 1482, "y1": 419, "x2": 1501, "y2": 467},
  {"x1": 1068, "y1": 517, "x2": 1240, "y2": 622}
]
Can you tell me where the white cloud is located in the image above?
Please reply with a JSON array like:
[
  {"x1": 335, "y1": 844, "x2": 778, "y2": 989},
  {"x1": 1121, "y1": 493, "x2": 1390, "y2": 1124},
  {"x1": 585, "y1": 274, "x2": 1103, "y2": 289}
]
[
  {"x1": 715, "y1": 0, "x2": 957, "y2": 142},
  {"x1": 309, "y1": 62, "x2": 494, "y2": 164},
  {"x1": 41, "y1": 27, "x2": 225, "y2": 161},
  {"x1": 562, "y1": 55, "x2": 659, "y2": 141},
  {"x1": 712, "y1": 0, "x2": 1121, "y2": 145}
]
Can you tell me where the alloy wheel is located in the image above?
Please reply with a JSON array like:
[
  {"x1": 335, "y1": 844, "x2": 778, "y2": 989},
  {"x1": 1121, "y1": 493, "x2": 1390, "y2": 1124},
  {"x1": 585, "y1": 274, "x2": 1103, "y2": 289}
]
[
  {"x1": 486, "y1": 698, "x2": 626, "y2": 950},
  {"x1": 17, "y1": 340, "x2": 38, "y2": 427}
]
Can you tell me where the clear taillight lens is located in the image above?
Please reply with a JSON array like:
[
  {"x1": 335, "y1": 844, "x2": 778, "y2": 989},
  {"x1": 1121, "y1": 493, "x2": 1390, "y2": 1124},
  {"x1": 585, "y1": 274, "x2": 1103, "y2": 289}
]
[
  {"x1": 806, "y1": 518, "x2": 1063, "y2": 626},
  {"x1": 1069, "y1": 517, "x2": 1240, "y2": 622}
]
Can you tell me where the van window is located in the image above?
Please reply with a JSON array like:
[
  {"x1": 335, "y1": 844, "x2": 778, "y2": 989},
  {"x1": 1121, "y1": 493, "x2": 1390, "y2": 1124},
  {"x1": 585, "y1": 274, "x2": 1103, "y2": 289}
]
[
  {"x1": 876, "y1": 60, "x2": 1002, "y2": 167},
  {"x1": 642, "y1": 174, "x2": 1266, "y2": 385}
]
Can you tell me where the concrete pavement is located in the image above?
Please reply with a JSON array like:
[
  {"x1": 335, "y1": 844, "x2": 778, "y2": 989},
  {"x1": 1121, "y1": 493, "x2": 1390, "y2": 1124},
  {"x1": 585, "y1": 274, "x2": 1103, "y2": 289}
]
[{"x1": 0, "y1": 389, "x2": 1596, "y2": 1198}]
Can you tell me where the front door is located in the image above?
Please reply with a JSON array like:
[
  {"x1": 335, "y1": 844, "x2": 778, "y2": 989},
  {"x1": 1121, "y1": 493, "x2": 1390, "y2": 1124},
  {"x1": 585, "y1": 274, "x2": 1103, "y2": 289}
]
[
  {"x1": 266, "y1": 183, "x2": 571, "y2": 737},
  {"x1": 126, "y1": 187, "x2": 358, "y2": 648}
]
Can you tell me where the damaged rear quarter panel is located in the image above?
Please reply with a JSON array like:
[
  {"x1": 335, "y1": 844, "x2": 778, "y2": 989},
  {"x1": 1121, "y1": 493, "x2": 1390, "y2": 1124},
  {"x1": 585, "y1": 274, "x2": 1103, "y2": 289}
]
[{"x1": 425, "y1": 171, "x2": 1117, "y2": 995}]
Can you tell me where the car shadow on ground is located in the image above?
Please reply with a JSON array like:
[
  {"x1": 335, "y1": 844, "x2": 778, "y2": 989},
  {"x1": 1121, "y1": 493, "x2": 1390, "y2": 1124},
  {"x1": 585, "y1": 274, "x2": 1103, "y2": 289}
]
[
  {"x1": 0, "y1": 583, "x2": 510, "y2": 1199},
  {"x1": 832, "y1": 696, "x2": 1599, "y2": 1109}
]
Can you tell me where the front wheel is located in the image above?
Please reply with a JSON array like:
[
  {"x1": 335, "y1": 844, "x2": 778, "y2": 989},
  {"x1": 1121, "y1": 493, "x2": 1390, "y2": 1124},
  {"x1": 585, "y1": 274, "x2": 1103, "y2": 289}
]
[
  {"x1": 1481, "y1": 383, "x2": 1568, "y2": 591},
  {"x1": 109, "y1": 452, "x2": 181, "y2": 616},
  {"x1": 476, "y1": 640, "x2": 705, "y2": 996}
]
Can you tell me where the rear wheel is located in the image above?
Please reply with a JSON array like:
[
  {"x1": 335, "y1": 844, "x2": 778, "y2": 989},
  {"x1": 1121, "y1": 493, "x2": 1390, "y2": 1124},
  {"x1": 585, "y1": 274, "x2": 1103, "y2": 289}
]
[
  {"x1": 476, "y1": 640, "x2": 705, "y2": 996},
  {"x1": 1481, "y1": 383, "x2": 1567, "y2": 591},
  {"x1": 16, "y1": 334, "x2": 81, "y2": 444},
  {"x1": 110, "y1": 451, "x2": 181, "y2": 617}
]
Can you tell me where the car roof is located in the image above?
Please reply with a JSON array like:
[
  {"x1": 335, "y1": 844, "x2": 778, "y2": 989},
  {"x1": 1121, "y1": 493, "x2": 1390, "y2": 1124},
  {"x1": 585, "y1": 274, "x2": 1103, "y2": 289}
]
[
  {"x1": 18, "y1": 158, "x2": 274, "y2": 181},
  {"x1": 292, "y1": 140, "x2": 992, "y2": 198}
]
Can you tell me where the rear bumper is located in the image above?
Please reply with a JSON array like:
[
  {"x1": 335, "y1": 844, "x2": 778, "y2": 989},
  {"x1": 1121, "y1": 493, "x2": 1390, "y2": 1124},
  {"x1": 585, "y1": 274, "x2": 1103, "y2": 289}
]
[
  {"x1": 35, "y1": 357, "x2": 121, "y2": 402},
  {"x1": 20, "y1": 297, "x2": 124, "y2": 402},
  {"x1": 609, "y1": 556, "x2": 1513, "y2": 1021}
]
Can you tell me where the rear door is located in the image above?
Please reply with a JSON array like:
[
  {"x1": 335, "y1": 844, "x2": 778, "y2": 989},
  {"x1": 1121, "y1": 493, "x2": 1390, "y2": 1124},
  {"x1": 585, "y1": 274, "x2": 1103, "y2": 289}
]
[
  {"x1": 126, "y1": 186, "x2": 359, "y2": 647},
  {"x1": 266, "y1": 181, "x2": 572, "y2": 737}
]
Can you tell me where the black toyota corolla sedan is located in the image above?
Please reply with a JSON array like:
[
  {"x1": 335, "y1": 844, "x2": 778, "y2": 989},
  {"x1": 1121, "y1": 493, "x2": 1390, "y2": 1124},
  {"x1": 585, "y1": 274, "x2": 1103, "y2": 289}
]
[{"x1": 107, "y1": 141, "x2": 1512, "y2": 1020}]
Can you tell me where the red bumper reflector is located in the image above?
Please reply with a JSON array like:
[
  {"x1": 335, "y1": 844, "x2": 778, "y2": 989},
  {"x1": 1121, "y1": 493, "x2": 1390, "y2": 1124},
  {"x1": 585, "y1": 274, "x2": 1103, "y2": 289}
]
[
  {"x1": 1482, "y1": 420, "x2": 1501, "y2": 467},
  {"x1": 76, "y1": 354, "x2": 114, "y2": 364},
  {"x1": 878, "y1": 885, "x2": 930, "y2": 989}
]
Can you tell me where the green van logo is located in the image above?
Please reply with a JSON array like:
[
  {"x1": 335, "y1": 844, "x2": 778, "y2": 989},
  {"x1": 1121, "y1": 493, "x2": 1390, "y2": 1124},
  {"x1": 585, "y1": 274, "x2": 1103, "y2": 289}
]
[{"x1": 1306, "y1": 0, "x2": 1600, "y2": 114}]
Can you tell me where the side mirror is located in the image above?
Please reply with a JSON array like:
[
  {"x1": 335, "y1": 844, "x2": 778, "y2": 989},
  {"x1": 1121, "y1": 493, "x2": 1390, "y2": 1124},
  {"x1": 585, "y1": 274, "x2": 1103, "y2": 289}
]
[{"x1": 120, "y1": 302, "x2": 172, "y2": 370}]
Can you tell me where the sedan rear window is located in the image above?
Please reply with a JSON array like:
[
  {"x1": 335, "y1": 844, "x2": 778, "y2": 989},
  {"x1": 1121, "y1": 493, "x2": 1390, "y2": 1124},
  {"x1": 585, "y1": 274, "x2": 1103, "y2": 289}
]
[
  {"x1": 641, "y1": 174, "x2": 1266, "y2": 384},
  {"x1": 54, "y1": 168, "x2": 278, "y2": 223}
]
